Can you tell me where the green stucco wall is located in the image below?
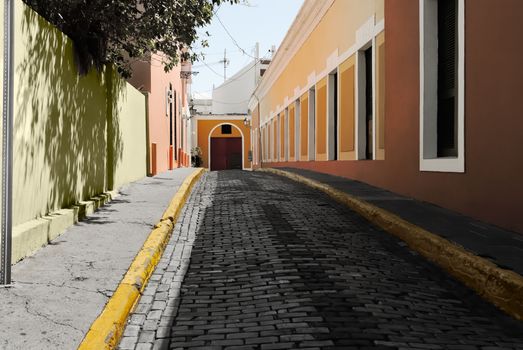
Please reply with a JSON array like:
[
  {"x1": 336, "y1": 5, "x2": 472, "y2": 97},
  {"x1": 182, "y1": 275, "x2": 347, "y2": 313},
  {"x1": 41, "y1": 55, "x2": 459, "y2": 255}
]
[
  {"x1": 12, "y1": 0, "x2": 147, "y2": 226},
  {"x1": 110, "y1": 70, "x2": 148, "y2": 190}
]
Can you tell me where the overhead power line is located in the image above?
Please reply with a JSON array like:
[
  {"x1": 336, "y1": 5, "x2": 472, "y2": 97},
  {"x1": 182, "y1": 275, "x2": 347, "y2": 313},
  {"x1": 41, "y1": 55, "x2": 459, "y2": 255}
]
[
  {"x1": 214, "y1": 51, "x2": 272, "y2": 90},
  {"x1": 202, "y1": 60, "x2": 224, "y2": 79},
  {"x1": 200, "y1": 49, "x2": 245, "y2": 56},
  {"x1": 214, "y1": 12, "x2": 257, "y2": 60},
  {"x1": 192, "y1": 60, "x2": 223, "y2": 69}
]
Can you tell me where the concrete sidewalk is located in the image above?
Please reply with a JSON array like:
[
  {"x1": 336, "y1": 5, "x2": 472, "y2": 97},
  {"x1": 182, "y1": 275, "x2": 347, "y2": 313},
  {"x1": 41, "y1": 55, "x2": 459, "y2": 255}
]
[{"x1": 0, "y1": 168, "x2": 195, "y2": 350}]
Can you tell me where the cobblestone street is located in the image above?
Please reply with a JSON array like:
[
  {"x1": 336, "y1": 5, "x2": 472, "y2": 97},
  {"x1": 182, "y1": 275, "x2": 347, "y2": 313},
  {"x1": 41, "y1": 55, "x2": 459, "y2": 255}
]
[{"x1": 120, "y1": 171, "x2": 523, "y2": 350}]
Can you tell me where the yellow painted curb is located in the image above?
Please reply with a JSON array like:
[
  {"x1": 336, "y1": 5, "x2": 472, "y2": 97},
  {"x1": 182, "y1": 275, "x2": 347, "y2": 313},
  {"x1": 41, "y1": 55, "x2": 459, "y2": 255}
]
[
  {"x1": 260, "y1": 167, "x2": 523, "y2": 321},
  {"x1": 78, "y1": 168, "x2": 205, "y2": 350}
]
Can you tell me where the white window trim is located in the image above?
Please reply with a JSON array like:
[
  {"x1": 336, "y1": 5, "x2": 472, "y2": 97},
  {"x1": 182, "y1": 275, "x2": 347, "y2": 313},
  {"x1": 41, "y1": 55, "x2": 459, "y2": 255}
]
[
  {"x1": 269, "y1": 124, "x2": 272, "y2": 162},
  {"x1": 256, "y1": 17, "x2": 386, "y2": 165},
  {"x1": 264, "y1": 126, "x2": 268, "y2": 162},
  {"x1": 295, "y1": 100, "x2": 301, "y2": 161},
  {"x1": 273, "y1": 120, "x2": 277, "y2": 162},
  {"x1": 355, "y1": 40, "x2": 374, "y2": 160},
  {"x1": 327, "y1": 68, "x2": 339, "y2": 161},
  {"x1": 308, "y1": 88, "x2": 316, "y2": 161},
  {"x1": 252, "y1": 128, "x2": 256, "y2": 166},
  {"x1": 266, "y1": 126, "x2": 269, "y2": 163},
  {"x1": 284, "y1": 108, "x2": 289, "y2": 161},
  {"x1": 274, "y1": 113, "x2": 281, "y2": 163},
  {"x1": 419, "y1": 0, "x2": 465, "y2": 173}
]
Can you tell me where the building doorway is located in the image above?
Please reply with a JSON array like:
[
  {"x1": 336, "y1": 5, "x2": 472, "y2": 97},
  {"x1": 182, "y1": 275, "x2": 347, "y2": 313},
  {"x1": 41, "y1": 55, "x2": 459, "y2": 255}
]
[{"x1": 210, "y1": 137, "x2": 242, "y2": 171}]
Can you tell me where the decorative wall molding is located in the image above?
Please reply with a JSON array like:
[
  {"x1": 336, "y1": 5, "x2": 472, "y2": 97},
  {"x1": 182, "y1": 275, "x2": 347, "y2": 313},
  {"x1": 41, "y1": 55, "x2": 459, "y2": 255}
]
[{"x1": 261, "y1": 17, "x2": 385, "y2": 125}]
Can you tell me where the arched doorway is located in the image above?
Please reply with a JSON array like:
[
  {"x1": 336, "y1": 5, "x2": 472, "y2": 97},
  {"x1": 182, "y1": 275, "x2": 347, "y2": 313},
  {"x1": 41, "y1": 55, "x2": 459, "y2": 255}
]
[{"x1": 208, "y1": 123, "x2": 244, "y2": 171}]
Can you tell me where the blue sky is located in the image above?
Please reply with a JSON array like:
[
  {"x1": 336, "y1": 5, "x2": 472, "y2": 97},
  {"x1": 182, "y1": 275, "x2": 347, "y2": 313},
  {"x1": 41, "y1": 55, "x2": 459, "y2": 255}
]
[{"x1": 190, "y1": 0, "x2": 304, "y2": 98}]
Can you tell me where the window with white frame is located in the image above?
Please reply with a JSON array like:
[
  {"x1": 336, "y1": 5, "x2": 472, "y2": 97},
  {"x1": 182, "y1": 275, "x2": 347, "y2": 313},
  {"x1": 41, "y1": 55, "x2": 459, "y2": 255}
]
[
  {"x1": 327, "y1": 69, "x2": 339, "y2": 161},
  {"x1": 266, "y1": 125, "x2": 269, "y2": 162},
  {"x1": 276, "y1": 114, "x2": 281, "y2": 161},
  {"x1": 356, "y1": 43, "x2": 374, "y2": 160},
  {"x1": 284, "y1": 108, "x2": 289, "y2": 161},
  {"x1": 263, "y1": 126, "x2": 268, "y2": 162},
  {"x1": 308, "y1": 87, "x2": 316, "y2": 161},
  {"x1": 420, "y1": 0, "x2": 465, "y2": 172},
  {"x1": 253, "y1": 129, "x2": 257, "y2": 165}
]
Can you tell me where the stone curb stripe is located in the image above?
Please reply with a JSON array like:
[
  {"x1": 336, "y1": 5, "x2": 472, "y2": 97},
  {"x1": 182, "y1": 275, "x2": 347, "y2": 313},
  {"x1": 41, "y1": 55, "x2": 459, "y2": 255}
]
[
  {"x1": 78, "y1": 168, "x2": 205, "y2": 350},
  {"x1": 260, "y1": 167, "x2": 523, "y2": 322}
]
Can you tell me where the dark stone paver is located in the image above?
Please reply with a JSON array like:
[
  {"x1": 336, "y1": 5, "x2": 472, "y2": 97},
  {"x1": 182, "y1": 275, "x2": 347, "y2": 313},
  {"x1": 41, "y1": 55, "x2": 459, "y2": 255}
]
[
  {"x1": 121, "y1": 170, "x2": 523, "y2": 350},
  {"x1": 278, "y1": 167, "x2": 523, "y2": 275}
]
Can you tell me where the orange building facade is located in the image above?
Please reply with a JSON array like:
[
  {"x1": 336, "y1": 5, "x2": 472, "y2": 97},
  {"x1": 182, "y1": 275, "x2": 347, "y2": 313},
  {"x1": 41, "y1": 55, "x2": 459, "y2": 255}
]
[
  {"x1": 193, "y1": 116, "x2": 252, "y2": 171},
  {"x1": 249, "y1": 0, "x2": 523, "y2": 234},
  {"x1": 128, "y1": 53, "x2": 191, "y2": 175}
]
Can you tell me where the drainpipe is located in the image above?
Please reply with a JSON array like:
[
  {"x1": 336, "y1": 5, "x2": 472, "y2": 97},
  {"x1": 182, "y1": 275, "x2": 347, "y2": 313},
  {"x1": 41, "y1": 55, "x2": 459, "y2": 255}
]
[{"x1": 1, "y1": 0, "x2": 14, "y2": 285}]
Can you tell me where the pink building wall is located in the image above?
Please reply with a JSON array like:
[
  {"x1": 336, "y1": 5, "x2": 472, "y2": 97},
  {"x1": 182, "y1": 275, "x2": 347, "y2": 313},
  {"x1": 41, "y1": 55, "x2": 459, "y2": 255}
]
[{"x1": 129, "y1": 53, "x2": 191, "y2": 174}]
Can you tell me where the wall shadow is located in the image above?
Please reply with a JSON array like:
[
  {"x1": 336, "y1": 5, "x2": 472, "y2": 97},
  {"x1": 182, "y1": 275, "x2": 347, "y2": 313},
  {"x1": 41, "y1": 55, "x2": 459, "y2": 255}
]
[{"x1": 13, "y1": 4, "x2": 125, "y2": 226}]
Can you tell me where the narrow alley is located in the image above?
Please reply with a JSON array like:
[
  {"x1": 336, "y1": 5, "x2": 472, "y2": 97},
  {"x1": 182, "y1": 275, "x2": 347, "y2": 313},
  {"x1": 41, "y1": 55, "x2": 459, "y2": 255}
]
[
  {"x1": 2, "y1": 1, "x2": 523, "y2": 349},
  {"x1": 120, "y1": 171, "x2": 523, "y2": 350}
]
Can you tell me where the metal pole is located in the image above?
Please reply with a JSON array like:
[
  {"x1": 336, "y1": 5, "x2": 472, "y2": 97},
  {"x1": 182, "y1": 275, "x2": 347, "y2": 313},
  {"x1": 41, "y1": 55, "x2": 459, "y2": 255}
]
[
  {"x1": 223, "y1": 48, "x2": 226, "y2": 81},
  {"x1": 1, "y1": 0, "x2": 14, "y2": 286}
]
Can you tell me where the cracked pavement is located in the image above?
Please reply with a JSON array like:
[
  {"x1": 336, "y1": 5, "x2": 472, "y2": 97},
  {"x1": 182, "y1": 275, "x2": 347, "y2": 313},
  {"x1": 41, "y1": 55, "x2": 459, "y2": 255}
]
[{"x1": 0, "y1": 168, "x2": 195, "y2": 350}]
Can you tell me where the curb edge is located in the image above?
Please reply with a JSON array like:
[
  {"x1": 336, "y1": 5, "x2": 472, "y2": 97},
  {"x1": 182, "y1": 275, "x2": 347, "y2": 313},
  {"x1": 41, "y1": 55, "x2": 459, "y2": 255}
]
[
  {"x1": 260, "y1": 167, "x2": 523, "y2": 322},
  {"x1": 78, "y1": 168, "x2": 205, "y2": 350}
]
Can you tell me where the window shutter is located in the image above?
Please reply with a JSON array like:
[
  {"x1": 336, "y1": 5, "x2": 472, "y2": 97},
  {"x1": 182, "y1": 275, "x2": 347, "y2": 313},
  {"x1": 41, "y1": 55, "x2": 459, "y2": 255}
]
[
  {"x1": 437, "y1": 0, "x2": 458, "y2": 157},
  {"x1": 438, "y1": 0, "x2": 457, "y2": 96}
]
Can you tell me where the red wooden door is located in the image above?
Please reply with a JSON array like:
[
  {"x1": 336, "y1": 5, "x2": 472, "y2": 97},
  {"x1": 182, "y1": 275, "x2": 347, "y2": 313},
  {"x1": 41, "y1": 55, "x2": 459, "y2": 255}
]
[{"x1": 210, "y1": 137, "x2": 242, "y2": 171}]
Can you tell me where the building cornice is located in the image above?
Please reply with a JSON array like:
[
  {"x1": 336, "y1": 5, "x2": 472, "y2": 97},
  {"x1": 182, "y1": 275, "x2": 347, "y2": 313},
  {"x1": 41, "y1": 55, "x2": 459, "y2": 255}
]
[
  {"x1": 253, "y1": 0, "x2": 335, "y2": 102},
  {"x1": 193, "y1": 114, "x2": 248, "y2": 121}
]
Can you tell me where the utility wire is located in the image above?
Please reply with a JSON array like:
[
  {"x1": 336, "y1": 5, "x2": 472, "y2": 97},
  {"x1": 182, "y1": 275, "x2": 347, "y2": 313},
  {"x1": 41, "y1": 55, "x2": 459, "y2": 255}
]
[
  {"x1": 192, "y1": 60, "x2": 223, "y2": 69},
  {"x1": 200, "y1": 49, "x2": 244, "y2": 56},
  {"x1": 214, "y1": 51, "x2": 272, "y2": 89},
  {"x1": 202, "y1": 60, "x2": 224, "y2": 79},
  {"x1": 214, "y1": 12, "x2": 257, "y2": 60}
]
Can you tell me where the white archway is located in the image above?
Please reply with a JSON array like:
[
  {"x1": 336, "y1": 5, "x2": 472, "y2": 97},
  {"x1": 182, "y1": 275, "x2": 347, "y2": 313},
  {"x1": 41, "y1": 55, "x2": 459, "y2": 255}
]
[{"x1": 208, "y1": 123, "x2": 245, "y2": 171}]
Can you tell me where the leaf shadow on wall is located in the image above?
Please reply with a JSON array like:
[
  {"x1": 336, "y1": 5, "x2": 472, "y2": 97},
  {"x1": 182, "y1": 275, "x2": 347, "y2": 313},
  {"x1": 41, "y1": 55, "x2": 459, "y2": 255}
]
[{"x1": 13, "y1": 6, "x2": 124, "y2": 226}]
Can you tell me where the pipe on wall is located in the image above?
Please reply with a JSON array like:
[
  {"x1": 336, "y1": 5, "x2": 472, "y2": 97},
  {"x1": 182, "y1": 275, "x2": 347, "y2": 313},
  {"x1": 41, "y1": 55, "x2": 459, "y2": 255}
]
[{"x1": 1, "y1": 0, "x2": 14, "y2": 285}]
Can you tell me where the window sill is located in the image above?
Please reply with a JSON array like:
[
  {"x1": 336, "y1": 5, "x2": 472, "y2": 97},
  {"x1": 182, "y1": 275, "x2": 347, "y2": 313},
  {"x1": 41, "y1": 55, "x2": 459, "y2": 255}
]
[{"x1": 420, "y1": 157, "x2": 464, "y2": 173}]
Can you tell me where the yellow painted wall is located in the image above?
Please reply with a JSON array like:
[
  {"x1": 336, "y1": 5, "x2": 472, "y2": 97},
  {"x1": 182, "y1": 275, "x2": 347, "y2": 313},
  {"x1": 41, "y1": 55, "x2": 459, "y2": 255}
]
[
  {"x1": 211, "y1": 126, "x2": 243, "y2": 138},
  {"x1": 316, "y1": 78, "x2": 327, "y2": 161},
  {"x1": 111, "y1": 71, "x2": 148, "y2": 189},
  {"x1": 264, "y1": 126, "x2": 268, "y2": 162},
  {"x1": 272, "y1": 119, "x2": 277, "y2": 161},
  {"x1": 256, "y1": 0, "x2": 385, "y2": 164},
  {"x1": 280, "y1": 113, "x2": 285, "y2": 161},
  {"x1": 339, "y1": 55, "x2": 356, "y2": 160},
  {"x1": 300, "y1": 93, "x2": 308, "y2": 160},
  {"x1": 260, "y1": 0, "x2": 384, "y2": 121},
  {"x1": 376, "y1": 31, "x2": 386, "y2": 160},
  {"x1": 268, "y1": 123, "x2": 272, "y2": 161},
  {"x1": 13, "y1": 1, "x2": 146, "y2": 226},
  {"x1": 196, "y1": 119, "x2": 251, "y2": 169}
]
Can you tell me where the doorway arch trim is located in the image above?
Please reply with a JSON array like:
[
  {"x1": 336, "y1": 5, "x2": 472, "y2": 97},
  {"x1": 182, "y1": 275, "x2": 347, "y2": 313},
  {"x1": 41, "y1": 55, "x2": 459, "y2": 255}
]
[{"x1": 208, "y1": 123, "x2": 245, "y2": 170}]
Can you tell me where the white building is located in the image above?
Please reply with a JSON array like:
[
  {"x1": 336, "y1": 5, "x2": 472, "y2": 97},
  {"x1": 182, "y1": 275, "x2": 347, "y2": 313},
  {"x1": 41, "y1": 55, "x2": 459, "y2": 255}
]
[
  {"x1": 211, "y1": 58, "x2": 270, "y2": 115},
  {"x1": 191, "y1": 95, "x2": 213, "y2": 115}
]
